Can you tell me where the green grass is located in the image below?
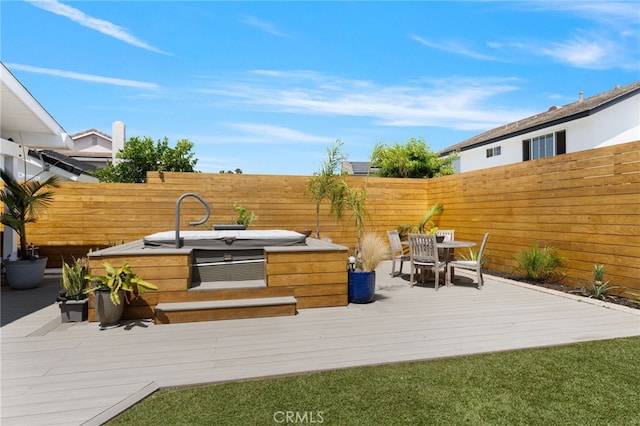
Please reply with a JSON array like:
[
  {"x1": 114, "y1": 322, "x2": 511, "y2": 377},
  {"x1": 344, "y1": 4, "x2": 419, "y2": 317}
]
[{"x1": 110, "y1": 337, "x2": 640, "y2": 425}]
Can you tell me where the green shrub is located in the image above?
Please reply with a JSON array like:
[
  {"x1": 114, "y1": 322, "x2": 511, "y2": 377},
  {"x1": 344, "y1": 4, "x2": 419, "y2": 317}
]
[
  {"x1": 514, "y1": 244, "x2": 564, "y2": 281},
  {"x1": 576, "y1": 264, "x2": 621, "y2": 300}
]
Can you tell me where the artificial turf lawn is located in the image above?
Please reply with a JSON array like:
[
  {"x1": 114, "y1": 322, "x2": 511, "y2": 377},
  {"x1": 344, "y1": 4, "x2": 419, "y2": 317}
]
[{"x1": 110, "y1": 336, "x2": 640, "y2": 425}]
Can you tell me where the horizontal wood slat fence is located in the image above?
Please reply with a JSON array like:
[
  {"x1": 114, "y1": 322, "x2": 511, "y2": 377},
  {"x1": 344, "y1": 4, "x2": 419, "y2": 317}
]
[{"x1": 4, "y1": 140, "x2": 640, "y2": 296}]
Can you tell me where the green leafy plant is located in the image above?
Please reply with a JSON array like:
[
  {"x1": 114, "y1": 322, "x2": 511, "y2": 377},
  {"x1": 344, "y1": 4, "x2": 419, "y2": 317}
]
[
  {"x1": 95, "y1": 136, "x2": 198, "y2": 183},
  {"x1": 329, "y1": 179, "x2": 368, "y2": 255},
  {"x1": 459, "y1": 247, "x2": 489, "y2": 268},
  {"x1": 371, "y1": 137, "x2": 457, "y2": 178},
  {"x1": 514, "y1": 244, "x2": 565, "y2": 281},
  {"x1": 85, "y1": 262, "x2": 158, "y2": 305},
  {"x1": 0, "y1": 168, "x2": 60, "y2": 260},
  {"x1": 575, "y1": 264, "x2": 622, "y2": 300},
  {"x1": 58, "y1": 257, "x2": 89, "y2": 301},
  {"x1": 397, "y1": 202, "x2": 444, "y2": 238},
  {"x1": 232, "y1": 202, "x2": 255, "y2": 227},
  {"x1": 305, "y1": 140, "x2": 346, "y2": 239}
]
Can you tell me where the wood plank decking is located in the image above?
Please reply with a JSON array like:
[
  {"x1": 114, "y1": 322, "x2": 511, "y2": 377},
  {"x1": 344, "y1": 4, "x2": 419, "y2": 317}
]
[{"x1": 2, "y1": 260, "x2": 639, "y2": 426}]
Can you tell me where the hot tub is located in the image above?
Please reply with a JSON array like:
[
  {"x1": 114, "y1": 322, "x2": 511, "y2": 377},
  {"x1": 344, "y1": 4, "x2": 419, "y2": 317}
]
[
  {"x1": 143, "y1": 230, "x2": 307, "y2": 250},
  {"x1": 143, "y1": 230, "x2": 307, "y2": 284}
]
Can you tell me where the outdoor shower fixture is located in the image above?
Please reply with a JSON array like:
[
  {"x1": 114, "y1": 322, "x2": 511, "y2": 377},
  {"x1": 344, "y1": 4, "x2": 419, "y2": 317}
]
[{"x1": 175, "y1": 193, "x2": 211, "y2": 248}]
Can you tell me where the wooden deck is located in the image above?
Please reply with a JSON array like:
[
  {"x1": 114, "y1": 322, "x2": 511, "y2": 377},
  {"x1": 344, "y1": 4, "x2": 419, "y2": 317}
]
[{"x1": 2, "y1": 261, "x2": 639, "y2": 426}]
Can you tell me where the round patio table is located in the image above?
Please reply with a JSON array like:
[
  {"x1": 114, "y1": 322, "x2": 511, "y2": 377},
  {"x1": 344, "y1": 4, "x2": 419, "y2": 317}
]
[{"x1": 437, "y1": 240, "x2": 476, "y2": 284}]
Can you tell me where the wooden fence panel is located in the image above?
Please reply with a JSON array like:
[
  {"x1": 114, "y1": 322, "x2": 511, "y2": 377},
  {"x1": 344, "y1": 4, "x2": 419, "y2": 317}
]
[{"x1": 12, "y1": 140, "x2": 640, "y2": 296}]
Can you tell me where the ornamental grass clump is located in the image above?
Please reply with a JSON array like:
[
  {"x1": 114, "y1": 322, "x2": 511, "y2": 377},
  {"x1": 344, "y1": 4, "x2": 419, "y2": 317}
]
[
  {"x1": 358, "y1": 232, "x2": 388, "y2": 272},
  {"x1": 514, "y1": 244, "x2": 565, "y2": 281}
]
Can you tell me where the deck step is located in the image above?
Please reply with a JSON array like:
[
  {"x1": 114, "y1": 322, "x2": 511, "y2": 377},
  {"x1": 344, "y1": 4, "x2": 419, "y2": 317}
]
[{"x1": 154, "y1": 296, "x2": 297, "y2": 324}]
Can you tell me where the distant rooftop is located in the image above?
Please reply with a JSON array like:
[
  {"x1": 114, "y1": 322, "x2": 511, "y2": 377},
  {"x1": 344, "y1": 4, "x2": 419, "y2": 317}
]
[
  {"x1": 341, "y1": 161, "x2": 380, "y2": 176},
  {"x1": 440, "y1": 81, "x2": 640, "y2": 155}
]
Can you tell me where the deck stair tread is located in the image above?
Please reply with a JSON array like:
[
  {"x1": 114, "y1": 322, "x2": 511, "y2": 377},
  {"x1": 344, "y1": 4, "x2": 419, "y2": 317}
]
[
  {"x1": 155, "y1": 296, "x2": 297, "y2": 312},
  {"x1": 189, "y1": 280, "x2": 266, "y2": 291}
]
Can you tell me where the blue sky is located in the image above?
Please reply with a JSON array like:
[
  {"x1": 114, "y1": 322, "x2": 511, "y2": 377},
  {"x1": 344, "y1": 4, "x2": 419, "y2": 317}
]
[{"x1": 3, "y1": 1, "x2": 639, "y2": 175}]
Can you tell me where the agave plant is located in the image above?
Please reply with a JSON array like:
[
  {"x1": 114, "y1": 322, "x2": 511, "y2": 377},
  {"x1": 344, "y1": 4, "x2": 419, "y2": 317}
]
[{"x1": 0, "y1": 168, "x2": 60, "y2": 260}]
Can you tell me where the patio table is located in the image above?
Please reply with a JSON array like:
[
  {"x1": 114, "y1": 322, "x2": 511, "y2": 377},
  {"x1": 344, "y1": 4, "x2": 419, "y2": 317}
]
[
  {"x1": 403, "y1": 240, "x2": 476, "y2": 282},
  {"x1": 438, "y1": 240, "x2": 476, "y2": 283}
]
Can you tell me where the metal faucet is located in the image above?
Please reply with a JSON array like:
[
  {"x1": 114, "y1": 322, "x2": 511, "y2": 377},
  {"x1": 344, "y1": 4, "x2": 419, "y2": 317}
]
[{"x1": 175, "y1": 193, "x2": 211, "y2": 248}]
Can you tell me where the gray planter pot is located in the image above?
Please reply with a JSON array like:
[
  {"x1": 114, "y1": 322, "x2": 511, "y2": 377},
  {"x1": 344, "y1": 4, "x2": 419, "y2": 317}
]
[
  {"x1": 93, "y1": 289, "x2": 125, "y2": 327},
  {"x1": 4, "y1": 257, "x2": 48, "y2": 290},
  {"x1": 58, "y1": 299, "x2": 88, "y2": 322}
]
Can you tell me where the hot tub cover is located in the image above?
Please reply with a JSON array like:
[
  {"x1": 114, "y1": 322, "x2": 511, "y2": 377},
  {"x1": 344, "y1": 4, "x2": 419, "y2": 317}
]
[{"x1": 144, "y1": 230, "x2": 307, "y2": 249}]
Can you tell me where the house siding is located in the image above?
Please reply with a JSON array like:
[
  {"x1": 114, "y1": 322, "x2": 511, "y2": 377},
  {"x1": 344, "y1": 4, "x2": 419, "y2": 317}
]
[{"x1": 455, "y1": 94, "x2": 640, "y2": 173}]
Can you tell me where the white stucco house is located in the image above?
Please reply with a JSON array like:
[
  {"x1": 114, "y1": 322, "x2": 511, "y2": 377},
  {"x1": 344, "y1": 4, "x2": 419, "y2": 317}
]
[
  {"x1": 1, "y1": 62, "x2": 102, "y2": 182},
  {"x1": 440, "y1": 81, "x2": 640, "y2": 173},
  {"x1": 1, "y1": 62, "x2": 128, "y2": 259}
]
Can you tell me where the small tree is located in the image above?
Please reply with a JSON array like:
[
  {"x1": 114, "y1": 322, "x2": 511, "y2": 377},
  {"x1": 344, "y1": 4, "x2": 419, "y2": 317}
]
[
  {"x1": 0, "y1": 169, "x2": 60, "y2": 259},
  {"x1": 96, "y1": 136, "x2": 198, "y2": 183},
  {"x1": 305, "y1": 140, "x2": 346, "y2": 239},
  {"x1": 371, "y1": 137, "x2": 457, "y2": 178},
  {"x1": 330, "y1": 180, "x2": 368, "y2": 253}
]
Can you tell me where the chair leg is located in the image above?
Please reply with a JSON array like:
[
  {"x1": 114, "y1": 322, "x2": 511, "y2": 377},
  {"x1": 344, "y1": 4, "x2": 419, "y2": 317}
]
[
  {"x1": 477, "y1": 269, "x2": 483, "y2": 289},
  {"x1": 409, "y1": 267, "x2": 414, "y2": 287},
  {"x1": 434, "y1": 267, "x2": 439, "y2": 291}
]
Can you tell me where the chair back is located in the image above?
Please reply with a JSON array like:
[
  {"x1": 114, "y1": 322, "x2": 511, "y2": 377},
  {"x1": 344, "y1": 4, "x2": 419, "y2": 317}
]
[
  {"x1": 436, "y1": 229, "x2": 455, "y2": 242},
  {"x1": 477, "y1": 233, "x2": 490, "y2": 263},
  {"x1": 409, "y1": 234, "x2": 439, "y2": 263},
  {"x1": 387, "y1": 230, "x2": 404, "y2": 256}
]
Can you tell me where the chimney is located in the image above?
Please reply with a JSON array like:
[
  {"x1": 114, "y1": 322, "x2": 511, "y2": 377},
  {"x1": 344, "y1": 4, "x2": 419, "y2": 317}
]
[
  {"x1": 111, "y1": 121, "x2": 126, "y2": 163},
  {"x1": 578, "y1": 91, "x2": 583, "y2": 102}
]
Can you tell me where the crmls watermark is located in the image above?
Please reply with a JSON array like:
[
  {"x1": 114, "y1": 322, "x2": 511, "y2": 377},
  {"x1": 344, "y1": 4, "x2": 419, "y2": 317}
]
[{"x1": 273, "y1": 411, "x2": 324, "y2": 424}]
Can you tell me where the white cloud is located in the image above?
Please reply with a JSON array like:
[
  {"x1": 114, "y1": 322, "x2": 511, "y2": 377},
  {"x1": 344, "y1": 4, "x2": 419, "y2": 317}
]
[
  {"x1": 540, "y1": 36, "x2": 609, "y2": 68},
  {"x1": 498, "y1": 1, "x2": 639, "y2": 70},
  {"x1": 411, "y1": 35, "x2": 498, "y2": 61},
  {"x1": 6, "y1": 63, "x2": 160, "y2": 90},
  {"x1": 26, "y1": 0, "x2": 170, "y2": 55},
  {"x1": 240, "y1": 15, "x2": 290, "y2": 38},
  {"x1": 196, "y1": 72, "x2": 534, "y2": 131},
  {"x1": 191, "y1": 123, "x2": 330, "y2": 146}
]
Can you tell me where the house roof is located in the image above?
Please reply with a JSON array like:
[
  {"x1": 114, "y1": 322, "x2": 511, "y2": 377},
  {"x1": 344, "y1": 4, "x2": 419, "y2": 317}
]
[
  {"x1": 28, "y1": 149, "x2": 97, "y2": 176},
  {"x1": 1, "y1": 62, "x2": 69, "y2": 145},
  {"x1": 71, "y1": 128, "x2": 112, "y2": 140},
  {"x1": 440, "y1": 80, "x2": 640, "y2": 155},
  {"x1": 341, "y1": 161, "x2": 380, "y2": 176}
]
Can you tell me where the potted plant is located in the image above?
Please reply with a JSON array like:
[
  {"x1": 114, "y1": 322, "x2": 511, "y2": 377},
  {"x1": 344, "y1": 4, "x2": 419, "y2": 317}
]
[
  {"x1": 347, "y1": 232, "x2": 388, "y2": 303},
  {"x1": 397, "y1": 202, "x2": 444, "y2": 239},
  {"x1": 56, "y1": 257, "x2": 90, "y2": 322},
  {"x1": 213, "y1": 201, "x2": 255, "y2": 230},
  {"x1": 330, "y1": 178, "x2": 386, "y2": 303},
  {"x1": 0, "y1": 168, "x2": 60, "y2": 289},
  {"x1": 85, "y1": 262, "x2": 158, "y2": 327}
]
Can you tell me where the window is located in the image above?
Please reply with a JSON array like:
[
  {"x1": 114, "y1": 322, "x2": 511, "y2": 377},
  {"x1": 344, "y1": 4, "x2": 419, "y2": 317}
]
[
  {"x1": 486, "y1": 146, "x2": 501, "y2": 158},
  {"x1": 522, "y1": 130, "x2": 566, "y2": 161},
  {"x1": 91, "y1": 136, "x2": 98, "y2": 146}
]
